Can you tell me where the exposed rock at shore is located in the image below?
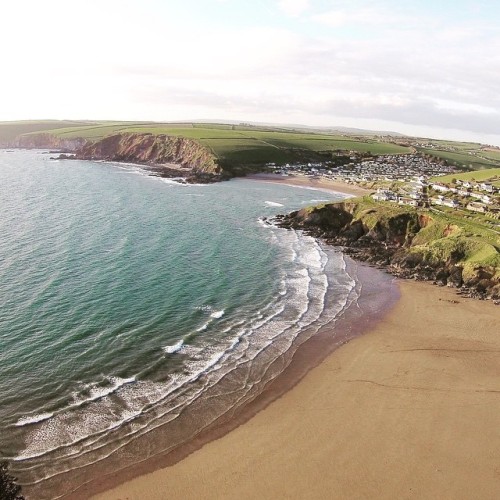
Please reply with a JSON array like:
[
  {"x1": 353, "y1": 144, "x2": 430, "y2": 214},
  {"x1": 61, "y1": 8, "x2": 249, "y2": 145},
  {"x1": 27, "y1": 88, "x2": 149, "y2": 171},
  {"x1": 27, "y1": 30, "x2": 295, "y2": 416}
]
[{"x1": 274, "y1": 201, "x2": 500, "y2": 300}]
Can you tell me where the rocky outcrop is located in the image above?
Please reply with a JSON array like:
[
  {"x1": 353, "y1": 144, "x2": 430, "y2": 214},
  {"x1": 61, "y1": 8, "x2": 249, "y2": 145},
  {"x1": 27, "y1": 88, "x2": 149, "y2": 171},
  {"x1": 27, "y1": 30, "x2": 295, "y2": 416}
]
[
  {"x1": 71, "y1": 133, "x2": 223, "y2": 183},
  {"x1": 274, "y1": 201, "x2": 500, "y2": 301}
]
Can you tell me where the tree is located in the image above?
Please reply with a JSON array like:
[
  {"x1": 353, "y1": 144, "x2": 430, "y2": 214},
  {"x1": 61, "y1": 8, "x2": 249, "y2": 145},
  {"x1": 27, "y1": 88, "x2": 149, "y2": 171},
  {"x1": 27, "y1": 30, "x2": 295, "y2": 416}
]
[{"x1": 0, "y1": 461, "x2": 24, "y2": 500}]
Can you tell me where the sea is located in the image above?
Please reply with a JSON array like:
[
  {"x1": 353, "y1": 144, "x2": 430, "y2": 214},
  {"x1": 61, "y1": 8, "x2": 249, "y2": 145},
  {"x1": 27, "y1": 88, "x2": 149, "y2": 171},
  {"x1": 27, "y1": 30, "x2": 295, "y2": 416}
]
[{"x1": 0, "y1": 150, "x2": 397, "y2": 499}]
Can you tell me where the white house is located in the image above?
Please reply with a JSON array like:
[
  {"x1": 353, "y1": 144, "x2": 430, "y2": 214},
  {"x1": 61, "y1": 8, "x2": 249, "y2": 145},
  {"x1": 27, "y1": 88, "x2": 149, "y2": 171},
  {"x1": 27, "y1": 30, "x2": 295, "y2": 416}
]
[
  {"x1": 466, "y1": 202, "x2": 487, "y2": 213},
  {"x1": 442, "y1": 198, "x2": 460, "y2": 209},
  {"x1": 432, "y1": 183, "x2": 450, "y2": 193},
  {"x1": 480, "y1": 183, "x2": 494, "y2": 193}
]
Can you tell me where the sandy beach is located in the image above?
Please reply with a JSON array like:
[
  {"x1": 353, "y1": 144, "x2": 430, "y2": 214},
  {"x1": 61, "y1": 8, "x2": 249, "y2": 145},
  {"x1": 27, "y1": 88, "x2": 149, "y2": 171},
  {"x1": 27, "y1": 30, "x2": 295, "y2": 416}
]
[
  {"x1": 245, "y1": 173, "x2": 371, "y2": 197},
  {"x1": 94, "y1": 279, "x2": 500, "y2": 500}
]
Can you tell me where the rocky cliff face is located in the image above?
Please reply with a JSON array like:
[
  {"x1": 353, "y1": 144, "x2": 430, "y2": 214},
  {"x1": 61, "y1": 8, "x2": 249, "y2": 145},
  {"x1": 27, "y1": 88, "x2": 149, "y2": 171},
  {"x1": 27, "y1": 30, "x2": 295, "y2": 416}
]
[
  {"x1": 13, "y1": 133, "x2": 85, "y2": 151},
  {"x1": 12, "y1": 132, "x2": 225, "y2": 183},
  {"x1": 73, "y1": 133, "x2": 223, "y2": 183},
  {"x1": 275, "y1": 201, "x2": 500, "y2": 300}
]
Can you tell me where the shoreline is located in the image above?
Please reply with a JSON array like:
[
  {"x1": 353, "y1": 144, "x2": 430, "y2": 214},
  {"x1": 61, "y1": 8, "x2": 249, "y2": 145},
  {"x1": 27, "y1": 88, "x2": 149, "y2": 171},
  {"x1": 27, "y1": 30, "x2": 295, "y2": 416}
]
[
  {"x1": 93, "y1": 278, "x2": 500, "y2": 500},
  {"x1": 85, "y1": 177, "x2": 499, "y2": 500},
  {"x1": 245, "y1": 172, "x2": 371, "y2": 197},
  {"x1": 67, "y1": 257, "x2": 398, "y2": 499}
]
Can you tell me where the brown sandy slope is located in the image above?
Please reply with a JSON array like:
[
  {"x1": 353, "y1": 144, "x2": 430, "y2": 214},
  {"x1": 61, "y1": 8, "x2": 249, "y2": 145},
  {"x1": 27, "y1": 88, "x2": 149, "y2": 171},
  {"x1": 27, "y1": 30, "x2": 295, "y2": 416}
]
[{"x1": 94, "y1": 281, "x2": 500, "y2": 500}]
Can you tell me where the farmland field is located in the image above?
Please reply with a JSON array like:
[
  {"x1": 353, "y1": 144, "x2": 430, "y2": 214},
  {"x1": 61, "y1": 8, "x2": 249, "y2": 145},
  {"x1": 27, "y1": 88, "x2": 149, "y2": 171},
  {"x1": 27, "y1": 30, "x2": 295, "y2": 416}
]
[
  {"x1": 432, "y1": 167, "x2": 500, "y2": 186},
  {"x1": 0, "y1": 120, "x2": 411, "y2": 166},
  {"x1": 418, "y1": 147, "x2": 500, "y2": 170},
  {"x1": 2, "y1": 120, "x2": 499, "y2": 171},
  {"x1": 43, "y1": 123, "x2": 412, "y2": 156}
]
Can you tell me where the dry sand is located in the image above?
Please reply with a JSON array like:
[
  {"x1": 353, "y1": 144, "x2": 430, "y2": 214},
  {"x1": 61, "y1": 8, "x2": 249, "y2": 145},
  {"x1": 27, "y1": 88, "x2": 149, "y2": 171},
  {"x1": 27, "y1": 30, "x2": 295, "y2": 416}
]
[
  {"x1": 94, "y1": 281, "x2": 500, "y2": 500},
  {"x1": 245, "y1": 173, "x2": 371, "y2": 197}
]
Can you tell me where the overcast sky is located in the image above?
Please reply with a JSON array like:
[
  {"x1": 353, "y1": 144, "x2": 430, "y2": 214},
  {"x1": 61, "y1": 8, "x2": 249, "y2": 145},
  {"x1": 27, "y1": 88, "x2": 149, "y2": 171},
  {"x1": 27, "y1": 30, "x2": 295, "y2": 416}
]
[{"x1": 1, "y1": 0, "x2": 499, "y2": 145}]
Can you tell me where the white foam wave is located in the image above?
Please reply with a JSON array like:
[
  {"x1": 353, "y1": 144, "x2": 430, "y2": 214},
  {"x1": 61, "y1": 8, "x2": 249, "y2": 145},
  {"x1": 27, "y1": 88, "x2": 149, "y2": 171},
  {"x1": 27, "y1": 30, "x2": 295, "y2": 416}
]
[
  {"x1": 265, "y1": 201, "x2": 284, "y2": 207},
  {"x1": 196, "y1": 322, "x2": 210, "y2": 332},
  {"x1": 160, "y1": 178, "x2": 188, "y2": 186},
  {"x1": 160, "y1": 178, "x2": 208, "y2": 187},
  {"x1": 70, "y1": 376, "x2": 136, "y2": 408},
  {"x1": 257, "y1": 217, "x2": 274, "y2": 228},
  {"x1": 13, "y1": 228, "x2": 359, "y2": 482},
  {"x1": 195, "y1": 305, "x2": 213, "y2": 312},
  {"x1": 163, "y1": 339, "x2": 184, "y2": 354},
  {"x1": 210, "y1": 309, "x2": 224, "y2": 319},
  {"x1": 15, "y1": 412, "x2": 54, "y2": 427}
]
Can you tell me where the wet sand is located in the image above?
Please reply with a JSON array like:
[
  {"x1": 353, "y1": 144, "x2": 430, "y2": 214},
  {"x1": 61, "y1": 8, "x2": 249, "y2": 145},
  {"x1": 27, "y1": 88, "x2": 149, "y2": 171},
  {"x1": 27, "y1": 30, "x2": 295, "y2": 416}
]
[
  {"x1": 93, "y1": 281, "x2": 500, "y2": 500},
  {"x1": 245, "y1": 172, "x2": 371, "y2": 197}
]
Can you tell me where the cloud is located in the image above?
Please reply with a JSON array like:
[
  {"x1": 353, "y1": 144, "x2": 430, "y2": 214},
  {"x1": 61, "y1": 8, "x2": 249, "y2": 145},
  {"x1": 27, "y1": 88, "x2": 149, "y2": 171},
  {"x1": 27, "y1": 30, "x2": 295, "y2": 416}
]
[
  {"x1": 1, "y1": 0, "x2": 500, "y2": 145},
  {"x1": 311, "y1": 2, "x2": 414, "y2": 28},
  {"x1": 277, "y1": 0, "x2": 310, "y2": 17}
]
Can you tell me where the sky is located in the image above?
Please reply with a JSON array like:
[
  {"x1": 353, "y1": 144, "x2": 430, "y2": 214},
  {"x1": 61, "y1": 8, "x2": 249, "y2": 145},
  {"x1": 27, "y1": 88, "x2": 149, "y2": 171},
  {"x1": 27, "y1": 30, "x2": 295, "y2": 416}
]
[{"x1": 1, "y1": 0, "x2": 499, "y2": 145}]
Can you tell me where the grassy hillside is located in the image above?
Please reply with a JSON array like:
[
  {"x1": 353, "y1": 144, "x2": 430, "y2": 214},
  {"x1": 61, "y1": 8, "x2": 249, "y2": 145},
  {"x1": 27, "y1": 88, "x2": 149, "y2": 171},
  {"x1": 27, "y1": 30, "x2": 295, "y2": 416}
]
[
  {"x1": 432, "y1": 167, "x2": 500, "y2": 186},
  {"x1": 3, "y1": 120, "x2": 499, "y2": 173},
  {"x1": 0, "y1": 120, "x2": 96, "y2": 144},
  {"x1": 1, "y1": 120, "x2": 410, "y2": 167},
  {"x1": 39, "y1": 122, "x2": 411, "y2": 163},
  {"x1": 417, "y1": 144, "x2": 500, "y2": 171},
  {"x1": 341, "y1": 197, "x2": 499, "y2": 263}
]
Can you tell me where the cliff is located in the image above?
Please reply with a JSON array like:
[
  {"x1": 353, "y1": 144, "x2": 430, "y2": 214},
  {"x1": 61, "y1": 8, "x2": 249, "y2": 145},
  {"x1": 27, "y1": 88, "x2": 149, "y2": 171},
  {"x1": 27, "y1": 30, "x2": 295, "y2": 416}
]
[
  {"x1": 13, "y1": 133, "x2": 85, "y2": 151},
  {"x1": 72, "y1": 133, "x2": 223, "y2": 183},
  {"x1": 11, "y1": 131, "x2": 225, "y2": 183},
  {"x1": 275, "y1": 200, "x2": 500, "y2": 300}
]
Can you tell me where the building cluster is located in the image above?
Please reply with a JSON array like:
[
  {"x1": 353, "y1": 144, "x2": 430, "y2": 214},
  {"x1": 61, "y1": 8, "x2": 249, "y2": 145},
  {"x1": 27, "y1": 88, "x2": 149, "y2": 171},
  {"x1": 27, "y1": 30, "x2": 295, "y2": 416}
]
[
  {"x1": 268, "y1": 153, "x2": 457, "y2": 182},
  {"x1": 266, "y1": 152, "x2": 499, "y2": 221},
  {"x1": 428, "y1": 180, "x2": 499, "y2": 215},
  {"x1": 371, "y1": 177, "x2": 500, "y2": 219},
  {"x1": 372, "y1": 178, "x2": 427, "y2": 207}
]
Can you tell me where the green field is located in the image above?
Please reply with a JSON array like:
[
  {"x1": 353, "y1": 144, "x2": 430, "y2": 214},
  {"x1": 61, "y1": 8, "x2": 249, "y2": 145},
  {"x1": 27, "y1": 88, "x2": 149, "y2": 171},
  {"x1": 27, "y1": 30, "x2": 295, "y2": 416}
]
[
  {"x1": 416, "y1": 138, "x2": 500, "y2": 171},
  {"x1": 0, "y1": 120, "x2": 97, "y2": 143},
  {"x1": 432, "y1": 140, "x2": 483, "y2": 150},
  {"x1": 432, "y1": 167, "x2": 500, "y2": 186},
  {"x1": 480, "y1": 150, "x2": 500, "y2": 161},
  {"x1": 0, "y1": 120, "x2": 411, "y2": 166},
  {"x1": 41, "y1": 123, "x2": 412, "y2": 157},
  {"x1": 3, "y1": 120, "x2": 499, "y2": 172}
]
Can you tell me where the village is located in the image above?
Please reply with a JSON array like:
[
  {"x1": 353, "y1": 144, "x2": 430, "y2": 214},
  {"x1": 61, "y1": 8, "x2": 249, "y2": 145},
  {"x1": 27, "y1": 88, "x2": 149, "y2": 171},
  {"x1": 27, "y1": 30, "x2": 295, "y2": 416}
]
[
  {"x1": 268, "y1": 152, "x2": 457, "y2": 181},
  {"x1": 372, "y1": 177, "x2": 500, "y2": 218},
  {"x1": 267, "y1": 152, "x2": 500, "y2": 226}
]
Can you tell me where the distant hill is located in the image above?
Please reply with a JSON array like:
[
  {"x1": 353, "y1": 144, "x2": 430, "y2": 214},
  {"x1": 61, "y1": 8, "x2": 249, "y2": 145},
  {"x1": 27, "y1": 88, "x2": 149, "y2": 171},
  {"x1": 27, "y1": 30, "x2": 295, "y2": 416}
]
[{"x1": 1, "y1": 120, "x2": 499, "y2": 172}]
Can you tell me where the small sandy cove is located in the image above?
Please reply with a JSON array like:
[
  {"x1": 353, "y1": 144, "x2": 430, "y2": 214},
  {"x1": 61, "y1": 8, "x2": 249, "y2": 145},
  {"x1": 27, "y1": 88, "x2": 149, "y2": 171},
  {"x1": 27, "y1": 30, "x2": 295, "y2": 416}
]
[
  {"x1": 94, "y1": 279, "x2": 499, "y2": 500},
  {"x1": 244, "y1": 172, "x2": 371, "y2": 197}
]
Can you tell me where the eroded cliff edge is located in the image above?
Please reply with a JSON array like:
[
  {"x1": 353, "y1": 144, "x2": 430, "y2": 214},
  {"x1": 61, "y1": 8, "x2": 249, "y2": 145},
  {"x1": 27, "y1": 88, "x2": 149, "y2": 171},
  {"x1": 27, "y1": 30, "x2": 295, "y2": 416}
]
[
  {"x1": 73, "y1": 133, "x2": 223, "y2": 182},
  {"x1": 274, "y1": 199, "x2": 500, "y2": 300},
  {"x1": 17, "y1": 132, "x2": 226, "y2": 183}
]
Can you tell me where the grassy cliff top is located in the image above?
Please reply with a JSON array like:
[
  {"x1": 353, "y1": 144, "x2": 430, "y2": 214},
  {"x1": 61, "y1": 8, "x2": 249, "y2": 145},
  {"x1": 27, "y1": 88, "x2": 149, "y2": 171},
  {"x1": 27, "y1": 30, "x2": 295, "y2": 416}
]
[
  {"x1": 16, "y1": 121, "x2": 410, "y2": 163},
  {"x1": 331, "y1": 197, "x2": 500, "y2": 269}
]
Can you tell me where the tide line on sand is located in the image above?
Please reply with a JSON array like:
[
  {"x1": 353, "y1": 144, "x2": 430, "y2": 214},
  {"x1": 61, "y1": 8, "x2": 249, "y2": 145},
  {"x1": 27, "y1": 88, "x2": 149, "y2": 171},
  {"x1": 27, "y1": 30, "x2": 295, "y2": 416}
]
[{"x1": 92, "y1": 280, "x2": 500, "y2": 500}]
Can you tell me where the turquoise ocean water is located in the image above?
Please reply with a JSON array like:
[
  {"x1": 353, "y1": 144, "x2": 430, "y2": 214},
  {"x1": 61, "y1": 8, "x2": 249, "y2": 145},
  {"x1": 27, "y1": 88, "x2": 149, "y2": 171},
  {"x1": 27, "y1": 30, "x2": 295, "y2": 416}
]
[{"x1": 0, "y1": 150, "x2": 380, "y2": 498}]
